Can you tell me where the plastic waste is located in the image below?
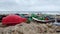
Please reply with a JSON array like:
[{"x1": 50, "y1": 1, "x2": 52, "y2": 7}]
[
  {"x1": 26, "y1": 16, "x2": 32, "y2": 23},
  {"x1": 2, "y1": 14, "x2": 27, "y2": 26},
  {"x1": 19, "y1": 14, "x2": 25, "y2": 17},
  {"x1": 31, "y1": 14, "x2": 38, "y2": 18},
  {"x1": 53, "y1": 15, "x2": 60, "y2": 26}
]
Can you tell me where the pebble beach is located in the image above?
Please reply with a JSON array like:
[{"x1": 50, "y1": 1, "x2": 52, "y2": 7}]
[{"x1": 0, "y1": 22, "x2": 60, "y2": 34}]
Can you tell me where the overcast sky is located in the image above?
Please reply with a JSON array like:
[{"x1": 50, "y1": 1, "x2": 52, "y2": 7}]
[
  {"x1": 0, "y1": 0, "x2": 60, "y2": 15},
  {"x1": 0, "y1": 0, "x2": 60, "y2": 11}
]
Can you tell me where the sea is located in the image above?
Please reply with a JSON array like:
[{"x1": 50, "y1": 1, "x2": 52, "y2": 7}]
[{"x1": 0, "y1": 11, "x2": 60, "y2": 15}]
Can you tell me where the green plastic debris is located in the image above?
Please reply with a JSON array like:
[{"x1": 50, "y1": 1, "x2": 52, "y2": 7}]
[
  {"x1": 31, "y1": 14, "x2": 46, "y2": 20},
  {"x1": 28, "y1": 17, "x2": 32, "y2": 21},
  {"x1": 31, "y1": 14, "x2": 38, "y2": 18},
  {"x1": 36, "y1": 17, "x2": 45, "y2": 20},
  {"x1": 26, "y1": 17, "x2": 32, "y2": 23},
  {"x1": 19, "y1": 14, "x2": 25, "y2": 17}
]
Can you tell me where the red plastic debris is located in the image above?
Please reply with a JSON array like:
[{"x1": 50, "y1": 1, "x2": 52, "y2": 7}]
[
  {"x1": 45, "y1": 17, "x2": 49, "y2": 20},
  {"x1": 2, "y1": 14, "x2": 27, "y2": 26}
]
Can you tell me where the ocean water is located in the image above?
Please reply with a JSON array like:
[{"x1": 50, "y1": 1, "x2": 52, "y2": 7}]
[{"x1": 0, "y1": 11, "x2": 60, "y2": 15}]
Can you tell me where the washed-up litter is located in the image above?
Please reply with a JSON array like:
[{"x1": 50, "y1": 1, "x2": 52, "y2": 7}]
[
  {"x1": 0, "y1": 14, "x2": 59, "y2": 34},
  {"x1": 2, "y1": 14, "x2": 27, "y2": 26}
]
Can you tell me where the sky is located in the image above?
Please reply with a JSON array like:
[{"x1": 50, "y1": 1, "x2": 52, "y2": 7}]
[{"x1": 0, "y1": 0, "x2": 60, "y2": 14}]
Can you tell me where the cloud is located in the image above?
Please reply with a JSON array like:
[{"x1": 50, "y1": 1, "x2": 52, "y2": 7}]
[{"x1": 0, "y1": 0, "x2": 60, "y2": 11}]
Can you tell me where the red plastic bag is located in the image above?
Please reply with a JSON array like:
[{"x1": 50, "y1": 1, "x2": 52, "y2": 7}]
[{"x1": 2, "y1": 14, "x2": 27, "y2": 26}]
